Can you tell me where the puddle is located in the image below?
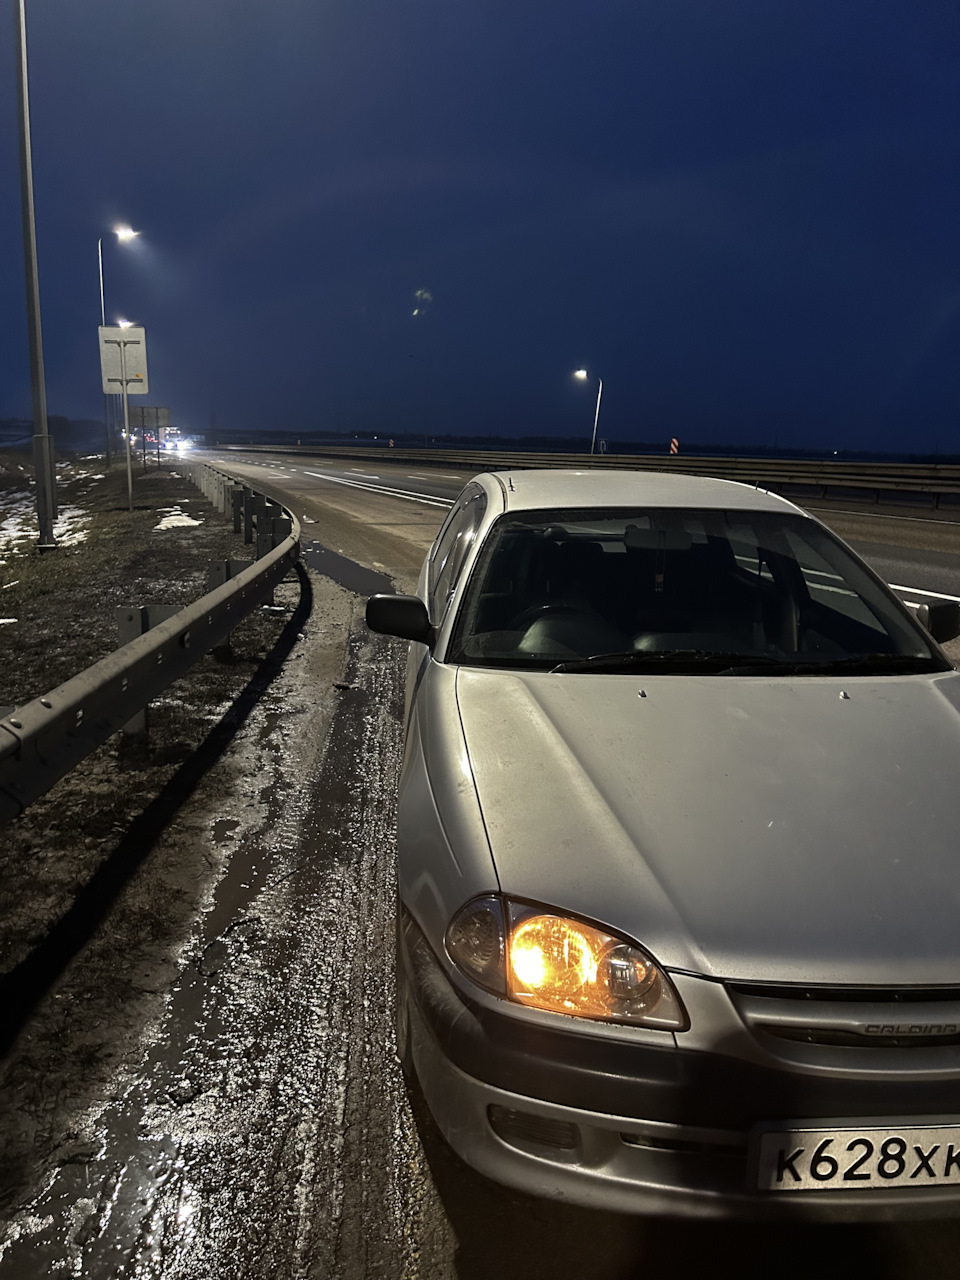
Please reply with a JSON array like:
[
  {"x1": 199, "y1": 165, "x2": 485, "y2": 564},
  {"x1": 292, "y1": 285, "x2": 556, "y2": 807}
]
[
  {"x1": 301, "y1": 541, "x2": 393, "y2": 596},
  {"x1": 211, "y1": 818, "x2": 240, "y2": 845}
]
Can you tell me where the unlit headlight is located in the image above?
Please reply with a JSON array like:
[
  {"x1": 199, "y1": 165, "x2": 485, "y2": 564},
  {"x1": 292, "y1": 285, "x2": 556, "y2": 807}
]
[{"x1": 445, "y1": 896, "x2": 685, "y2": 1029}]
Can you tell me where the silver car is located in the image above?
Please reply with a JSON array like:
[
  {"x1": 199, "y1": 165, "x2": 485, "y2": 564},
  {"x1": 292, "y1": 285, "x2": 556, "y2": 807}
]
[{"x1": 367, "y1": 469, "x2": 960, "y2": 1220}]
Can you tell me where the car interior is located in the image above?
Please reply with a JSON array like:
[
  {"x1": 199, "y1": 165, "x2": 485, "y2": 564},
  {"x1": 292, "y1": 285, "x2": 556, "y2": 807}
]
[{"x1": 450, "y1": 509, "x2": 930, "y2": 667}]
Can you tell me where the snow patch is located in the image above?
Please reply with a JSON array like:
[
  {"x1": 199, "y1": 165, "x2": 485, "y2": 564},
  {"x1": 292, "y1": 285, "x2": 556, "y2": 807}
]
[
  {"x1": 0, "y1": 497, "x2": 89, "y2": 551},
  {"x1": 154, "y1": 505, "x2": 203, "y2": 531}
]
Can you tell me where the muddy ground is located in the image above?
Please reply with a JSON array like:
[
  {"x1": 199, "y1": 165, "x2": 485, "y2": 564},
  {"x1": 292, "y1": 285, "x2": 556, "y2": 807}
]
[{"x1": 0, "y1": 457, "x2": 317, "y2": 1214}]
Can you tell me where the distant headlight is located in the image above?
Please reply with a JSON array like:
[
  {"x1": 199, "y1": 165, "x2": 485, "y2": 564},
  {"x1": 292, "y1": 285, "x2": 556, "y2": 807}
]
[{"x1": 445, "y1": 895, "x2": 685, "y2": 1029}]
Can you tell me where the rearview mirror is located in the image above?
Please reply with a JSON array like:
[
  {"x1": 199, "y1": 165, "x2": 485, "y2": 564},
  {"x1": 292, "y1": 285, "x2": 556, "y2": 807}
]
[
  {"x1": 917, "y1": 600, "x2": 960, "y2": 644},
  {"x1": 366, "y1": 594, "x2": 436, "y2": 647}
]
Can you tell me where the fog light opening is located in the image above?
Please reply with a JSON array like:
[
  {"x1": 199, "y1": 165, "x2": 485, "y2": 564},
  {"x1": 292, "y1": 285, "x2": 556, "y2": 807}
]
[{"x1": 488, "y1": 1105, "x2": 580, "y2": 1154}]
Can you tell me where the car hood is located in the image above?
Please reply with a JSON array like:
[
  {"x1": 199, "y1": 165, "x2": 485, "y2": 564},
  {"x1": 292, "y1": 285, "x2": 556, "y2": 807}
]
[{"x1": 455, "y1": 667, "x2": 960, "y2": 985}]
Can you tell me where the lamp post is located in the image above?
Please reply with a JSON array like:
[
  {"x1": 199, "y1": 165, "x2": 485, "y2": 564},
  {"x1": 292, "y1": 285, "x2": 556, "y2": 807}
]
[
  {"x1": 98, "y1": 226, "x2": 139, "y2": 463},
  {"x1": 574, "y1": 369, "x2": 603, "y2": 455},
  {"x1": 14, "y1": 0, "x2": 56, "y2": 547}
]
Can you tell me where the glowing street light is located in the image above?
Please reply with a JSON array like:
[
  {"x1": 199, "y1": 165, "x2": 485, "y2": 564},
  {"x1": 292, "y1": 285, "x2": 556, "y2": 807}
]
[
  {"x1": 574, "y1": 368, "x2": 603, "y2": 455},
  {"x1": 98, "y1": 226, "x2": 140, "y2": 463},
  {"x1": 98, "y1": 224, "x2": 140, "y2": 326}
]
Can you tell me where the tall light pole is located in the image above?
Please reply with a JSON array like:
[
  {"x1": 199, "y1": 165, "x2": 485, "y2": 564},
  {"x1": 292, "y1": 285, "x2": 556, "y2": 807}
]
[
  {"x1": 98, "y1": 225, "x2": 139, "y2": 464},
  {"x1": 98, "y1": 224, "x2": 139, "y2": 327},
  {"x1": 14, "y1": 0, "x2": 56, "y2": 547},
  {"x1": 574, "y1": 369, "x2": 603, "y2": 455}
]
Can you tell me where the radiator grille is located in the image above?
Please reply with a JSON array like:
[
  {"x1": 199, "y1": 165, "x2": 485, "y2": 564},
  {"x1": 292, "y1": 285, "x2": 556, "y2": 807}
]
[{"x1": 727, "y1": 983, "x2": 960, "y2": 1050}]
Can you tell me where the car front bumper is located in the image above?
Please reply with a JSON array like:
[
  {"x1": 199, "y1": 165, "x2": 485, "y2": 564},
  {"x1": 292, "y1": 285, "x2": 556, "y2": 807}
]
[{"x1": 401, "y1": 909, "x2": 960, "y2": 1220}]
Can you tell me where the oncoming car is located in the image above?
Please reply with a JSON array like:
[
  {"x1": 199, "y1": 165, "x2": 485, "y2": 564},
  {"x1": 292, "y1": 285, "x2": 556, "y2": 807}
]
[{"x1": 366, "y1": 469, "x2": 960, "y2": 1219}]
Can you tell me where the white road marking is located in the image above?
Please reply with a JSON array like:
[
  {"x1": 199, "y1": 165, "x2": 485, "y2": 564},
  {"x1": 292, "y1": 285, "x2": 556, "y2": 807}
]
[
  {"x1": 807, "y1": 505, "x2": 960, "y2": 528},
  {"x1": 301, "y1": 471, "x2": 452, "y2": 507},
  {"x1": 888, "y1": 583, "x2": 960, "y2": 603},
  {"x1": 348, "y1": 470, "x2": 380, "y2": 479}
]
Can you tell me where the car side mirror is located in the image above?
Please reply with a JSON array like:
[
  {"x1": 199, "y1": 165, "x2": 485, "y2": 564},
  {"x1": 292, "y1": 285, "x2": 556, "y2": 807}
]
[
  {"x1": 917, "y1": 600, "x2": 960, "y2": 644},
  {"x1": 366, "y1": 594, "x2": 436, "y2": 647}
]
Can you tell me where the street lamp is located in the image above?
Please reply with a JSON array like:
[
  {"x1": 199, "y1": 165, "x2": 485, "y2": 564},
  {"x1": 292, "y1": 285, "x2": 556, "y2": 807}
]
[
  {"x1": 574, "y1": 368, "x2": 603, "y2": 455},
  {"x1": 98, "y1": 224, "x2": 140, "y2": 326},
  {"x1": 98, "y1": 225, "x2": 140, "y2": 462}
]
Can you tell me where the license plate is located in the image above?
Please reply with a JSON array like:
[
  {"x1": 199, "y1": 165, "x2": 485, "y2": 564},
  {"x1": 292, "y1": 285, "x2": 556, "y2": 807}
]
[{"x1": 757, "y1": 1123, "x2": 960, "y2": 1191}]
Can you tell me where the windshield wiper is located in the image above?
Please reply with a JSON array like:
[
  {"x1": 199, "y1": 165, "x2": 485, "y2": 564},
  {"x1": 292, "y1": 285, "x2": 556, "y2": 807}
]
[
  {"x1": 550, "y1": 649, "x2": 785, "y2": 674},
  {"x1": 550, "y1": 650, "x2": 949, "y2": 676},
  {"x1": 752, "y1": 653, "x2": 949, "y2": 677}
]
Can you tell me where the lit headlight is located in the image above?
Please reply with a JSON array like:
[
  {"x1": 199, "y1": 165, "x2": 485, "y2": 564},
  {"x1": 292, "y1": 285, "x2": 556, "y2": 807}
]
[{"x1": 445, "y1": 896, "x2": 685, "y2": 1029}]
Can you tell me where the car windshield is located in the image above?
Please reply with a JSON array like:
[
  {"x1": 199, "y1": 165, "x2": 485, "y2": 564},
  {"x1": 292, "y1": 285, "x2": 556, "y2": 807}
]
[{"x1": 446, "y1": 506, "x2": 947, "y2": 674}]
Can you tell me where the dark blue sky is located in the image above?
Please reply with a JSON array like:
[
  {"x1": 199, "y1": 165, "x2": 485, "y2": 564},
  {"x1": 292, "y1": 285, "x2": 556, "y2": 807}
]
[{"x1": 2, "y1": 0, "x2": 959, "y2": 452}]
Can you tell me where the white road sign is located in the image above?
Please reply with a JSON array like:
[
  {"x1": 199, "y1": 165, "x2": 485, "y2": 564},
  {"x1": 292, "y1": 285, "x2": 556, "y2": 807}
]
[{"x1": 98, "y1": 325, "x2": 149, "y2": 395}]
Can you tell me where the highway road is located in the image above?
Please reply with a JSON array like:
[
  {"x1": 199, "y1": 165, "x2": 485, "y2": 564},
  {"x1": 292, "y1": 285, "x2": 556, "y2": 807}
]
[
  {"x1": 223, "y1": 448, "x2": 960, "y2": 617},
  {"x1": 4, "y1": 449, "x2": 960, "y2": 1279}
]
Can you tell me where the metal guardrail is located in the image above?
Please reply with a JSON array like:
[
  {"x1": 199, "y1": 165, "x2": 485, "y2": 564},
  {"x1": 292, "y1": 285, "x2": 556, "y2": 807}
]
[
  {"x1": 227, "y1": 444, "x2": 960, "y2": 506},
  {"x1": 0, "y1": 462, "x2": 300, "y2": 825}
]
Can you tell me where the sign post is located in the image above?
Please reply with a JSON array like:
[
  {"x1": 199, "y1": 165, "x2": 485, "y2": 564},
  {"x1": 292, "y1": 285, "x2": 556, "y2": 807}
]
[
  {"x1": 98, "y1": 326, "x2": 148, "y2": 510},
  {"x1": 129, "y1": 405, "x2": 170, "y2": 468}
]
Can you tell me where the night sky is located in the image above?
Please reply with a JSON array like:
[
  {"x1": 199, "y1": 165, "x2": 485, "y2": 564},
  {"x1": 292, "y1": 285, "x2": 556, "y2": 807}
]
[{"x1": 1, "y1": 1, "x2": 959, "y2": 453}]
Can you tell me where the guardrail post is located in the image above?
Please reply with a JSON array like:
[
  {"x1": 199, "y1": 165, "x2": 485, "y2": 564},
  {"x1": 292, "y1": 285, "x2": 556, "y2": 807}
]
[
  {"x1": 207, "y1": 557, "x2": 263, "y2": 634},
  {"x1": 116, "y1": 604, "x2": 180, "y2": 739},
  {"x1": 117, "y1": 607, "x2": 150, "y2": 737},
  {"x1": 252, "y1": 495, "x2": 266, "y2": 554},
  {"x1": 231, "y1": 487, "x2": 245, "y2": 534},
  {"x1": 243, "y1": 491, "x2": 256, "y2": 544},
  {"x1": 271, "y1": 517, "x2": 293, "y2": 549},
  {"x1": 207, "y1": 559, "x2": 255, "y2": 591}
]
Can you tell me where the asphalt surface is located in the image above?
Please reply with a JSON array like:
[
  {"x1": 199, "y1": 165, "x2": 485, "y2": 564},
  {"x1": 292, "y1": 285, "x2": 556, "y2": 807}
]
[
  {"x1": 5, "y1": 451, "x2": 960, "y2": 1278},
  {"x1": 225, "y1": 450, "x2": 960, "y2": 607}
]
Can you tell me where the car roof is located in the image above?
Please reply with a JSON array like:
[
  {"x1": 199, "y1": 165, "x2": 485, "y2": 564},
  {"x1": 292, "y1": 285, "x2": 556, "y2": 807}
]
[{"x1": 480, "y1": 468, "x2": 803, "y2": 515}]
